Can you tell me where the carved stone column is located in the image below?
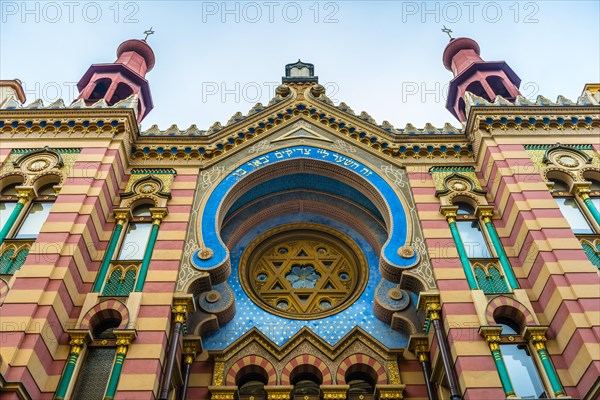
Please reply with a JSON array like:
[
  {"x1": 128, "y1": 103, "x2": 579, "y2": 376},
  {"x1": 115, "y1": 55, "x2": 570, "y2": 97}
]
[
  {"x1": 418, "y1": 293, "x2": 461, "y2": 400},
  {"x1": 158, "y1": 294, "x2": 196, "y2": 400},
  {"x1": 408, "y1": 335, "x2": 438, "y2": 400}
]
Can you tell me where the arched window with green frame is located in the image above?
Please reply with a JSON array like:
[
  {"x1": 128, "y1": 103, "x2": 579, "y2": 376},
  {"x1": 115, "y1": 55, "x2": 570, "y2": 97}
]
[{"x1": 102, "y1": 267, "x2": 137, "y2": 296}]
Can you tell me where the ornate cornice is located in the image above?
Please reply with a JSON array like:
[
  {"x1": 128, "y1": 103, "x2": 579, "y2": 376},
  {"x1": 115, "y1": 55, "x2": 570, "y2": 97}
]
[{"x1": 0, "y1": 108, "x2": 137, "y2": 139}]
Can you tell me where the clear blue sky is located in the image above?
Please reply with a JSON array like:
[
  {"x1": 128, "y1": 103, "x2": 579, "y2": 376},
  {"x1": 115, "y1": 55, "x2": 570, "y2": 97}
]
[{"x1": 2, "y1": 1, "x2": 599, "y2": 130}]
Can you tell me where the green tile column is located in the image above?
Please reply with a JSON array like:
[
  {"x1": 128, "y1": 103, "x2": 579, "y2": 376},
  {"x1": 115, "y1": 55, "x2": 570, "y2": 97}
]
[
  {"x1": 574, "y1": 185, "x2": 600, "y2": 227},
  {"x1": 480, "y1": 326, "x2": 516, "y2": 398},
  {"x1": 134, "y1": 207, "x2": 168, "y2": 292},
  {"x1": 92, "y1": 209, "x2": 131, "y2": 292},
  {"x1": 104, "y1": 329, "x2": 136, "y2": 400},
  {"x1": 524, "y1": 327, "x2": 566, "y2": 398},
  {"x1": 0, "y1": 188, "x2": 34, "y2": 244},
  {"x1": 54, "y1": 329, "x2": 90, "y2": 400},
  {"x1": 441, "y1": 206, "x2": 478, "y2": 290},
  {"x1": 477, "y1": 207, "x2": 519, "y2": 290}
]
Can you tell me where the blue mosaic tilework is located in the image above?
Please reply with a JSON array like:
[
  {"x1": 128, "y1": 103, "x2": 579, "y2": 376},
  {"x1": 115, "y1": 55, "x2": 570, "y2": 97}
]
[
  {"x1": 225, "y1": 174, "x2": 384, "y2": 221},
  {"x1": 194, "y1": 146, "x2": 417, "y2": 270},
  {"x1": 202, "y1": 212, "x2": 411, "y2": 351}
]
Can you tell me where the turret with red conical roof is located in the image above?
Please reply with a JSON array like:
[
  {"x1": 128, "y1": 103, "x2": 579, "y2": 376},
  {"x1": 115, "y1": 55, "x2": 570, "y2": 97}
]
[
  {"x1": 443, "y1": 35, "x2": 521, "y2": 122},
  {"x1": 76, "y1": 37, "x2": 155, "y2": 122}
]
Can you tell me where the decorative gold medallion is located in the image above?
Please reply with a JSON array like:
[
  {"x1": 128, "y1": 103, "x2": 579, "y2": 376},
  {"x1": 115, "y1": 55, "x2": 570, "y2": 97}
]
[
  {"x1": 556, "y1": 154, "x2": 580, "y2": 168},
  {"x1": 199, "y1": 247, "x2": 214, "y2": 260},
  {"x1": 239, "y1": 224, "x2": 368, "y2": 319},
  {"x1": 139, "y1": 182, "x2": 159, "y2": 194},
  {"x1": 26, "y1": 158, "x2": 50, "y2": 172},
  {"x1": 449, "y1": 179, "x2": 468, "y2": 191},
  {"x1": 397, "y1": 245, "x2": 415, "y2": 259}
]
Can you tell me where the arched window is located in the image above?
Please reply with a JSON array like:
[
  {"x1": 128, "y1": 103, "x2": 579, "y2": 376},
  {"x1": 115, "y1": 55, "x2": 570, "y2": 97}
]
[
  {"x1": 0, "y1": 244, "x2": 29, "y2": 274},
  {"x1": 455, "y1": 201, "x2": 475, "y2": 215},
  {"x1": 108, "y1": 83, "x2": 134, "y2": 105},
  {"x1": 117, "y1": 205, "x2": 153, "y2": 260},
  {"x1": 488, "y1": 267, "x2": 509, "y2": 293},
  {"x1": 494, "y1": 316, "x2": 546, "y2": 398},
  {"x1": 89, "y1": 78, "x2": 111, "y2": 100},
  {"x1": 102, "y1": 267, "x2": 137, "y2": 296},
  {"x1": 292, "y1": 372, "x2": 321, "y2": 399},
  {"x1": 495, "y1": 316, "x2": 520, "y2": 335},
  {"x1": 549, "y1": 177, "x2": 570, "y2": 193},
  {"x1": 486, "y1": 76, "x2": 511, "y2": 98},
  {"x1": 71, "y1": 319, "x2": 119, "y2": 399},
  {"x1": 587, "y1": 177, "x2": 600, "y2": 191},
  {"x1": 14, "y1": 183, "x2": 56, "y2": 239},
  {"x1": 474, "y1": 265, "x2": 509, "y2": 294},
  {"x1": 238, "y1": 372, "x2": 267, "y2": 400},
  {"x1": 347, "y1": 371, "x2": 375, "y2": 397},
  {"x1": 465, "y1": 81, "x2": 491, "y2": 102},
  {"x1": 549, "y1": 177, "x2": 594, "y2": 234}
]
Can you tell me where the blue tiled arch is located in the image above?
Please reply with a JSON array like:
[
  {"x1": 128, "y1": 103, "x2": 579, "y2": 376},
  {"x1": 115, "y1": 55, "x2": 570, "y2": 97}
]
[{"x1": 193, "y1": 145, "x2": 417, "y2": 270}]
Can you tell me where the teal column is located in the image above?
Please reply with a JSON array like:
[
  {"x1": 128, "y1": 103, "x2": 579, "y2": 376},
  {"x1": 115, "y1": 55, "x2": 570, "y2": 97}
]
[
  {"x1": 526, "y1": 328, "x2": 565, "y2": 397},
  {"x1": 491, "y1": 348, "x2": 515, "y2": 397},
  {"x1": 104, "y1": 331, "x2": 135, "y2": 400},
  {"x1": 537, "y1": 348, "x2": 565, "y2": 396},
  {"x1": 445, "y1": 212, "x2": 478, "y2": 289},
  {"x1": 582, "y1": 195, "x2": 600, "y2": 227},
  {"x1": 134, "y1": 210, "x2": 165, "y2": 292},
  {"x1": 0, "y1": 195, "x2": 28, "y2": 244},
  {"x1": 54, "y1": 331, "x2": 88, "y2": 400},
  {"x1": 480, "y1": 212, "x2": 519, "y2": 290},
  {"x1": 93, "y1": 216, "x2": 126, "y2": 293},
  {"x1": 481, "y1": 327, "x2": 515, "y2": 397}
]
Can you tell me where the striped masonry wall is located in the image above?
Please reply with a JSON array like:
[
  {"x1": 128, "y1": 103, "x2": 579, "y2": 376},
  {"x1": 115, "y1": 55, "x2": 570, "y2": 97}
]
[
  {"x1": 398, "y1": 357, "x2": 428, "y2": 400},
  {"x1": 111, "y1": 167, "x2": 198, "y2": 399},
  {"x1": 0, "y1": 138, "x2": 128, "y2": 399},
  {"x1": 406, "y1": 164, "x2": 507, "y2": 400},
  {"x1": 475, "y1": 131, "x2": 600, "y2": 398}
]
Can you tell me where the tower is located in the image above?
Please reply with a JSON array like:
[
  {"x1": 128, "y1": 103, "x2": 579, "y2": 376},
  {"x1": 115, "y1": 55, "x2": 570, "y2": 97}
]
[
  {"x1": 444, "y1": 37, "x2": 521, "y2": 122},
  {"x1": 76, "y1": 38, "x2": 155, "y2": 122}
]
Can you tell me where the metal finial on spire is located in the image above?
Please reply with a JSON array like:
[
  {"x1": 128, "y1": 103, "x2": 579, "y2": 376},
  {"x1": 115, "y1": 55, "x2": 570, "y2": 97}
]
[
  {"x1": 143, "y1": 27, "x2": 155, "y2": 41},
  {"x1": 442, "y1": 25, "x2": 453, "y2": 40}
]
